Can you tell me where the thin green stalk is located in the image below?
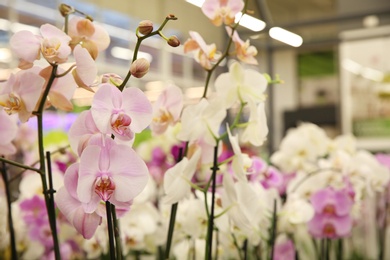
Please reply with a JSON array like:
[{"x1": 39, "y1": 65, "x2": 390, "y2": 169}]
[
  {"x1": 111, "y1": 205, "x2": 123, "y2": 260},
  {"x1": 336, "y1": 239, "x2": 343, "y2": 260},
  {"x1": 118, "y1": 16, "x2": 178, "y2": 91},
  {"x1": 34, "y1": 64, "x2": 61, "y2": 260},
  {"x1": 165, "y1": 203, "x2": 178, "y2": 259},
  {"x1": 0, "y1": 157, "x2": 40, "y2": 174},
  {"x1": 106, "y1": 201, "x2": 116, "y2": 260},
  {"x1": 45, "y1": 152, "x2": 60, "y2": 259},
  {"x1": 1, "y1": 160, "x2": 18, "y2": 260},
  {"x1": 243, "y1": 239, "x2": 248, "y2": 260},
  {"x1": 205, "y1": 144, "x2": 220, "y2": 260},
  {"x1": 269, "y1": 199, "x2": 278, "y2": 260}
]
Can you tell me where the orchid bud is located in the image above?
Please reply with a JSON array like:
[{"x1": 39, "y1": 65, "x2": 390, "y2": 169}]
[
  {"x1": 167, "y1": 36, "x2": 180, "y2": 47},
  {"x1": 167, "y1": 14, "x2": 177, "y2": 20},
  {"x1": 101, "y1": 73, "x2": 123, "y2": 86},
  {"x1": 138, "y1": 20, "x2": 153, "y2": 35},
  {"x1": 130, "y1": 58, "x2": 150, "y2": 78},
  {"x1": 59, "y1": 4, "x2": 74, "y2": 17}
]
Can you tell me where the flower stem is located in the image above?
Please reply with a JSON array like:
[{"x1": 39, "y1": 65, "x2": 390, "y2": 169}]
[
  {"x1": 269, "y1": 199, "x2": 278, "y2": 260},
  {"x1": 205, "y1": 144, "x2": 220, "y2": 260},
  {"x1": 45, "y1": 151, "x2": 61, "y2": 259},
  {"x1": 111, "y1": 205, "x2": 123, "y2": 260},
  {"x1": 106, "y1": 201, "x2": 116, "y2": 260},
  {"x1": 34, "y1": 64, "x2": 61, "y2": 260},
  {"x1": 0, "y1": 157, "x2": 40, "y2": 174},
  {"x1": 1, "y1": 159, "x2": 17, "y2": 260}
]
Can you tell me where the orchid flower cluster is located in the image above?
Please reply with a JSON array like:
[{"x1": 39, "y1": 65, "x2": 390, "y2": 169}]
[{"x1": 1, "y1": 0, "x2": 390, "y2": 260}]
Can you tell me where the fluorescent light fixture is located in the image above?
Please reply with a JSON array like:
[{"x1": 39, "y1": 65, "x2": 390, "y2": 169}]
[
  {"x1": 269, "y1": 27, "x2": 303, "y2": 47},
  {"x1": 235, "y1": 12, "x2": 266, "y2": 32},
  {"x1": 0, "y1": 48, "x2": 12, "y2": 63},
  {"x1": 185, "y1": 0, "x2": 205, "y2": 7},
  {"x1": 111, "y1": 46, "x2": 153, "y2": 62}
]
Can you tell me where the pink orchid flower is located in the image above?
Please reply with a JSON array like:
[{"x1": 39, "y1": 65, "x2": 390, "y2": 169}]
[
  {"x1": 184, "y1": 31, "x2": 220, "y2": 70},
  {"x1": 68, "y1": 110, "x2": 104, "y2": 156},
  {"x1": 91, "y1": 84, "x2": 152, "y2": 142},
  {"x1": 56, "y1": 163, "x2": 102, "y2": 239},
  {"x1": 10, "y1": 24, "x2": 71, "y2": 69},
  {"x1": 0, "y1": 68, "x2": 45, "y2": 122},
  {"x1": 76, "y1": 143, "x2": 149, "y2": 212},
  {"x1": 67, "y1": 16, "x2": 110, "y2": 60},
  {"x1": 0, "y1": 108, "x2": 18, "y2": 155},
  {"x1": 226, "y1": 26, "x2": 258, "y2": 65},
  {"x1": 201, "y1": 0, "x2": 244, "y2": 26},
  {"x1": 151, "y1": 84, "x2": 183, "y2": 135},
  {"x1": 72, "y1": 45, "x2": 98, "y2": 92}
]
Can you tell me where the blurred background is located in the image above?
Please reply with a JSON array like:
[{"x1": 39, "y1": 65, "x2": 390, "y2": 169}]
[{"x1": 0, "y1": 0, "x2": 390, "y2": 153}]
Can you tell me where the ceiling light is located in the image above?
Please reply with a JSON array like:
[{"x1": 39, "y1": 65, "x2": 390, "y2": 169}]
[
  {"x1": 269, "y1": 27, "x2": 303, "y2": 47},
  {"x1": 185, "y1": 0, "x2": 204, "y2": 7},
  {"x1": 235, "y1": 12, "x2": 266, "y2": 32},
  {"x1": 111, "y1": 46, "x2": 153, "y2": 62}
]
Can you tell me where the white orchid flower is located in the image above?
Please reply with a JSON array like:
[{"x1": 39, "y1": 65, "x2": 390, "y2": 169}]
[{"x1": 241, "y1": 101, "x2": 268, "y2": 147}]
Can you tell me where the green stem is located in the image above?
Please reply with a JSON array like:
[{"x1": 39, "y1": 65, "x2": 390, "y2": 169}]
[
  {"x1": 0, "y1": 157, "x2": 40, "y2": 174},
  {"x1": 205, "y1": 144, "x2": 220, "y2": 260},
  {"x1": 118, "y1": 16, "x2": 177, "y2": 91},
  {"x1": 45, "y1": 152, "x2": 60, "y2": 259},
  {"x1": 269, "y1": 199, "x2": 278, "y2": 260},
  {"x1": 106, "y1": 201, "x2": 116, "y2": 260},
  {"x1": 34, "y1": 64, "x2": 61, "y2": 259},
  {"x1": 111, "y1": 205, "x2": 123, "y2": 260},
  {"x1": 1, "y1": 160, "x2": 18, "y2": 260}
]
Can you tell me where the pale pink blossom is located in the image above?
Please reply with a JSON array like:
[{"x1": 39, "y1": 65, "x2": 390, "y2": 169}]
[
  {"x1": 67, "y1": 16, "x2": 110, "y2": 60},
  {"x1": 72, "y1": 45, "x2": 98, "y2": 92},
  {"x1": 226, "y1": 26, "x2": 258, "y2": 64},
  {"x1": 56, "y1": 163, "x2": 102, "y2": 239},
  {"x1": 76, "y1": 143, "x2": 149, "y2": 212},
  {"x1": 10, "y1": 24, "x2": 71, "y2": 69},
  {"x1": 151, "y1": 84, "x2": 183, "y2": 135},
  {"x1": 0, "y1": 108, "x2": 18, "y2": 155},
  {"x1": 91, "y1": 84, "x2": 152, "y2": 142},
  {"x1": 202, "y1": 0, "x2": 244, "y2": 26},
  {"x1": 68, "y1": 110, "x2": 108, "y2": 156},
  {"x1": 0, "y1": 68, "x2": 45, "y2": 122},
  {"x1": 184, "y1": 31, "x2": 220, "y2": 70}
]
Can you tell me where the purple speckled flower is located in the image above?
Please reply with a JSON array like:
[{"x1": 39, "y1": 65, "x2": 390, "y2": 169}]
[
  {"x1": 19, "y1": 195, "x2": 49, "y2": 225},
  {"x1": 308, "y1": 187, "x2": 353, "y2": 239}
]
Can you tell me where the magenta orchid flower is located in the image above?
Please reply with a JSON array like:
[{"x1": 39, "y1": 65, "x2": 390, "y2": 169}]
[
  {"x1": 226, "y1": 26, "x2": 258, "y2": 65},
  {"x1": 0, "y1": 108, "x2": 17, "y2": 155},
  {"x1": 202, "y1": 0, "x2": 244, "y2": 26},
  {"x1": 10, "y1": 24, "x2": 71, "y2": 69},
  {"x1": 91, "y1": 84, "x2": 152, "y2": 142},
  {"x1": 56, "y1": 163, "x2": 102, "y2": 239},
  {"x1": 308, "y1": 187, "x2": 353, "y2": 239},
  {"x1": 76, "y1": 143, "x2": 149, "y2": 212},
  {"x1": 151, "y1": 84, "x2": 183, "y2": 135},
  {"x1": 184, "y1": 31, "x2": 220, "y2": 70},
  {"x1": 0, "y1": 68, "x2": 45, "y2": 122},
  {"x1": 67, "y1": 16, "x2": 110, "y2": 60}
]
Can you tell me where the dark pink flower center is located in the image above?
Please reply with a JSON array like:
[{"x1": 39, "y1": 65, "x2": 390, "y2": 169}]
[
  {"x1": 323, "y1": 223, "x2": 336, "y2": 237},
  {"x1": 111, "y1": 113, "x2": 133, "y2": 138},
  {"x1": 94, "y1": 175, "x2": 115, "y2": 201},
  {"x1": 323, "y1": 204, "x2": 336, "y2": 215}
]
